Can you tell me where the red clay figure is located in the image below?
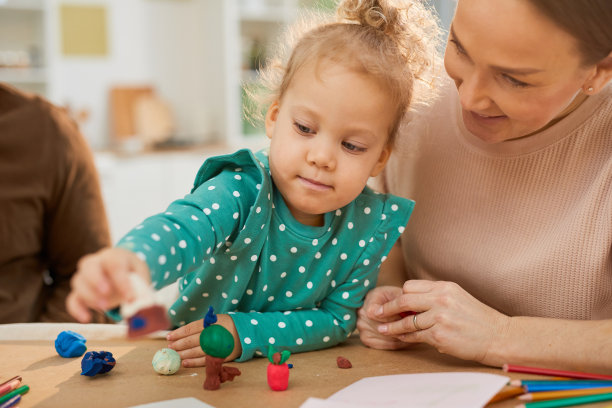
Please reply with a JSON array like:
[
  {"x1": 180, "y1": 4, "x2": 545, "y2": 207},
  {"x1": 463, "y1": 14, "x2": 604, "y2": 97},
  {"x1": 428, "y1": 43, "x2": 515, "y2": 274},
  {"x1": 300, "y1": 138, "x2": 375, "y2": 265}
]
[{"x1": 267, "y1": 347, "x2": 291, "y2": 391}]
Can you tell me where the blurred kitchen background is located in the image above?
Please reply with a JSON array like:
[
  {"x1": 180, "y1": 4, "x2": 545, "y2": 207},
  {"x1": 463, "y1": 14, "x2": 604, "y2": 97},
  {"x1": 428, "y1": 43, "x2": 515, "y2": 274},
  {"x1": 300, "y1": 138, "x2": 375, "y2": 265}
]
[{"x1": 0, "y1": 0, "x2": 454, "y2": 242}]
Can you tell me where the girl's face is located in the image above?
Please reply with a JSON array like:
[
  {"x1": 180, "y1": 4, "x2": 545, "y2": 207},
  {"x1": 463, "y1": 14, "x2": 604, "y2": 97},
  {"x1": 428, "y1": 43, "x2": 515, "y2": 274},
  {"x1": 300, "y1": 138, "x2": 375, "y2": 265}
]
[
  {"x1": 265, "y1": 61, "x2": 393, "y2": 227},
  {"x1": 445, "y1": 0, "x2": 597, "y2": 143}
]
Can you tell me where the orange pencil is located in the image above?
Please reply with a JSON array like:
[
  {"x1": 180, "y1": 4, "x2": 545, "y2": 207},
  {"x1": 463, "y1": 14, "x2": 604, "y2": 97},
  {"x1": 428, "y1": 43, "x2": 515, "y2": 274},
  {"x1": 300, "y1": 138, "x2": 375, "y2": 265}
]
[
  {"x1": 486, "y1": 386, "x2": 525, "y2": 405},
  {"x1": 519, "y1": 386, "x2": 612, "y2": 402}
]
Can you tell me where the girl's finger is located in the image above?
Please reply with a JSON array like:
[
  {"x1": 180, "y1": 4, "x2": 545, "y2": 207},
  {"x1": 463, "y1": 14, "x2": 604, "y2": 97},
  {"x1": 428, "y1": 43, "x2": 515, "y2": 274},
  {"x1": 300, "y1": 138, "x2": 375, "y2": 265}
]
[
  {"x1": 182, "y1": 356, "x2": 208, "y2": 368},
  {"x1": 66, "y1": 292, "x2": 92, "y2": 323},
  {"x1": 168, "y1": 333, "x2": 201, "y2": 352},
  {"x1": 175, "y1": 345, "x2": 205, "y2": 360}
]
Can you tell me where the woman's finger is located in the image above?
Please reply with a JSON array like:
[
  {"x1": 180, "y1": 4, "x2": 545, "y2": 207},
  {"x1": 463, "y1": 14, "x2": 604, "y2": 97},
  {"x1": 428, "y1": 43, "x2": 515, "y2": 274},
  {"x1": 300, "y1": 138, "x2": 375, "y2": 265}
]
[{"x1": 378, "y1": 311, "x2": 432, "y2": 335}]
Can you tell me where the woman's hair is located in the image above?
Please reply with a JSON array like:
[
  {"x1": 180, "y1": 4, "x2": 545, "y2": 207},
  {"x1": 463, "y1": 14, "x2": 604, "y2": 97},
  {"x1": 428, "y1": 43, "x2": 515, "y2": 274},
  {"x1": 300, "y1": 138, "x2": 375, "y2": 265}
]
[
  {"x1": 245, "y1": 0, "x2": 442, "y2": 148},
  {"x1": 527, "y1": 0, "x2": 612, "y2": 66}
]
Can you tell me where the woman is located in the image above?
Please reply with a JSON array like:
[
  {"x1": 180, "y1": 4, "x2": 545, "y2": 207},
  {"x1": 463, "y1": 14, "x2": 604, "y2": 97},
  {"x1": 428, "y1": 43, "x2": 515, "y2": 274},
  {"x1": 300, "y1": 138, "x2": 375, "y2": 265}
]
[{"x1": 358, "y1": 0, "x2": 612, "y2": 372}]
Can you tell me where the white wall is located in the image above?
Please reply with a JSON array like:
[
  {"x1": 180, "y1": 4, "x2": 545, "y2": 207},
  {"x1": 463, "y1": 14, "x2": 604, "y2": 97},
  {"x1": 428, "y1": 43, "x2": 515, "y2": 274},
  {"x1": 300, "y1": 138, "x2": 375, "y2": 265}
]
[{"x1": 45, "y1": 0, "x2": 225, "y2": 150}]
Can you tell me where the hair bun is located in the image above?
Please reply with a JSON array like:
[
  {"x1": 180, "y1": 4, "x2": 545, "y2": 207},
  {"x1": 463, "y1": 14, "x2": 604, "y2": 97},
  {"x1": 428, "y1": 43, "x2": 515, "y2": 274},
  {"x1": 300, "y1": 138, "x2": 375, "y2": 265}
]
[{"x1": 338, "y1": 0, "x2": 399, "y2": 35}]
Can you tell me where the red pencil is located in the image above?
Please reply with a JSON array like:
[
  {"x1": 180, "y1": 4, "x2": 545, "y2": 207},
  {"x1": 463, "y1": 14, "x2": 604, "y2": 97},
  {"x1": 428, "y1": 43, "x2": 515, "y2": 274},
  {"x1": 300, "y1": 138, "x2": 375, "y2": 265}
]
[
  {"x1": 503, "y1": 364, "x2": 612, "y2": 381},
  {"x1": 0, "y1": 378, "x2": 21, "y2": 398}
]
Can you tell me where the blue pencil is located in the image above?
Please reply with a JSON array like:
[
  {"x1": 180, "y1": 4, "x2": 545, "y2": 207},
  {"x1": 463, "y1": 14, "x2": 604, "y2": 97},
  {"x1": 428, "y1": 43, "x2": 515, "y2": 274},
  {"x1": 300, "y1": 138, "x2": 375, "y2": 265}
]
[
  {"x1": 524, "y1": 382, "x2": 612, "y2": 392},
  {"x1": 0, "y1": 395, "x2": 21, "y2": 408}
]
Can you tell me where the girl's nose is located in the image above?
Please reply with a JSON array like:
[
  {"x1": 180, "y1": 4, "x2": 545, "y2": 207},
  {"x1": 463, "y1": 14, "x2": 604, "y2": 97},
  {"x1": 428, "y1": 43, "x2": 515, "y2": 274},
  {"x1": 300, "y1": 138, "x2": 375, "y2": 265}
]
[{"x1": 306, "y1": 137, "x2": 336, "y2": 170}]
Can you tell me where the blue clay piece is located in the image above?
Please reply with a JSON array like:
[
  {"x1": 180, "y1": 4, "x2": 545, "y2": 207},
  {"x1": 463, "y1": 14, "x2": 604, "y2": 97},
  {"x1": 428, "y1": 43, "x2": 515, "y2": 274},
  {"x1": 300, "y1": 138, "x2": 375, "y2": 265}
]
[
  {"x1": 55, "y1": 330, "x2": 87, "y2": 358},
  {"x1": 203, "y1": 306, "x2": 217, "y2": 328},
  {"x1": 81, "y1": 351, "x2": 116, "y2": 376}
]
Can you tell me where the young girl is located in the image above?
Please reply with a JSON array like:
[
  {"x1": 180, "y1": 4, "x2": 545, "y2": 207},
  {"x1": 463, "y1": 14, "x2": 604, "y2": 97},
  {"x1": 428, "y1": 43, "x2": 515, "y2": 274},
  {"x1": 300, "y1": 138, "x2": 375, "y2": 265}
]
[{"x1": 66, "y1": 0, "x2": 440, "y2": 364}]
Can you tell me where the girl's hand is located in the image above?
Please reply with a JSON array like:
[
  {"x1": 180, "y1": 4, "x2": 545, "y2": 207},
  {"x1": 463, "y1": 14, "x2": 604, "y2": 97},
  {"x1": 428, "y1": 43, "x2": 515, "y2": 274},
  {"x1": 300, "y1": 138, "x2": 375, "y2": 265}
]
[
  {"x1": 66, "y1": 247, "x2": 150, "y2": 323},
  {"x1": 167, "y1": 314, "x2": 242, "y2": 367},
  {"x1": 357, "y1": 286, "x2": 414, "y2": 350},
  {"x1": 375, "y1": 280, "x2": 511, "y2": 364}
]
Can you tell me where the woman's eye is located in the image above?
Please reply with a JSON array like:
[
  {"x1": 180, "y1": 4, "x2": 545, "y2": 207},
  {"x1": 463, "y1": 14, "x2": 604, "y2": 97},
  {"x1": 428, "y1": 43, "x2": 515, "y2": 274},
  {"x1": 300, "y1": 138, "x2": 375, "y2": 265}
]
[
  {"x1": 294, "y1": 122, "x2": 313, "y2": 134},
  {"x1": 503, "y1": 74, "x2": 530, "y2": 88},
  {"x1": 342, "y1": 141, "x2": 366, "y2": 153}
]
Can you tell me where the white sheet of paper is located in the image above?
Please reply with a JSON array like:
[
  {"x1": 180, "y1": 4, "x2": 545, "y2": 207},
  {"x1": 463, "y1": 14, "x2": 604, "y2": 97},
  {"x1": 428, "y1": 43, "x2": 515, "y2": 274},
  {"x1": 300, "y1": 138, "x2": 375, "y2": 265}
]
[
  {"x1": 301, "y1": 372, "x2": 509, "y2": 408},
  {"x1": 129, "y1": 397, "x2": 215, "y2": 408}
]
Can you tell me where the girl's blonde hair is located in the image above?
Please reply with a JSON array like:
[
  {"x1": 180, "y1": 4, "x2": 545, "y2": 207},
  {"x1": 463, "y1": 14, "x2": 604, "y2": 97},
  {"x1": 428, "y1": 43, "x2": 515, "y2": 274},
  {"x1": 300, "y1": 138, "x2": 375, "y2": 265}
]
[{"x1": 245, "y1": 0, "x2": 442, "y2": 147}]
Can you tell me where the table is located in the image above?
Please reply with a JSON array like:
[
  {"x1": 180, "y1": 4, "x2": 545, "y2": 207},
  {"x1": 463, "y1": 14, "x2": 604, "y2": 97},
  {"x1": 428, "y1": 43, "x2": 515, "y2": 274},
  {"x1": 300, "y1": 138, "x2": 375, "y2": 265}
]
[{"x1": 1, "y1": 323, "x2": 609, "y2": 408}]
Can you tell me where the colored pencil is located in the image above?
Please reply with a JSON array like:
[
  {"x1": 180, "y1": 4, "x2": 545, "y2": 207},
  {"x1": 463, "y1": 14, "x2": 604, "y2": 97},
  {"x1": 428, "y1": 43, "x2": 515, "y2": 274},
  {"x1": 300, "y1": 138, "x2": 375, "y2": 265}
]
[
  {"x1": 510, "y1": 379, "x2": 612, "y2": 387},
  {"x1": 503, "y1": 364, "x2": 612, "y2": 381},
  {"x1": 523, "y1": 383, "x2": 612, "y2": 393},
  {"x1": 0, "y1": 378, "x2": 21, "y2": 398},
  {"x1": 486, "y1": 386, "x2": 525, "y2": 405},
  {"x1": 0, "y1": 385, "x2": 29, "y2": 405},
  {"x1": 0, "y1": 378, "x2": 20, "y2": 388},
  {"x1": 515, "y1": 392, "x2": 612, "y2": 408},
  {"x1": 0, "y1": 395, "x2": 20, "y2": 408},
  {"x1": 520, "y1": 386, "x2": 612, "y2": 401}
]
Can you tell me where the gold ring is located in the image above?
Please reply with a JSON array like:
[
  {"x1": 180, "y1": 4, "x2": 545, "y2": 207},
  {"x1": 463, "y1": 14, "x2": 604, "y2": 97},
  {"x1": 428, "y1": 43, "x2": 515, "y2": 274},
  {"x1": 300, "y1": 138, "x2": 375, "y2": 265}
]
[{"x1": 413, "y1": 313, "x2": 422, "y2": 331}]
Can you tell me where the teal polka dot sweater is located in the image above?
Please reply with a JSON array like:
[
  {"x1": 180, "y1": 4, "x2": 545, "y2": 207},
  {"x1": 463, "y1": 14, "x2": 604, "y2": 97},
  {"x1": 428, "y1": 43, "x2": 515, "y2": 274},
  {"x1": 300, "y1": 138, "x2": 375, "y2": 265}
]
[{"x1": 118, "y1": 149, "x2": 414, "y2": 361}]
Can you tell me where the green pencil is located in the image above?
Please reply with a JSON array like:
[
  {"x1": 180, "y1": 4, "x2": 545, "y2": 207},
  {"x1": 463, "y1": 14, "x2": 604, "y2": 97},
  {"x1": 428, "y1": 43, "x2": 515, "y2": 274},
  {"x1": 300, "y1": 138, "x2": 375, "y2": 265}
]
[
  {"x1": 0, "y1": 385, "x2": 29, "y2": 405},
  {"x1": 518, "y1": 391, "x2": 612, "y2": 408}
]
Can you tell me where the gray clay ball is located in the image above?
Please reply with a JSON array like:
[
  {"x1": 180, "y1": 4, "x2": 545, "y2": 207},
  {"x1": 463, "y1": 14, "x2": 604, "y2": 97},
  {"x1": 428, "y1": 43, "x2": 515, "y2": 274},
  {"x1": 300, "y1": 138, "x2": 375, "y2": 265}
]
[{"x1": 152, "y1": 348, "x2": 181, "y2": 375}]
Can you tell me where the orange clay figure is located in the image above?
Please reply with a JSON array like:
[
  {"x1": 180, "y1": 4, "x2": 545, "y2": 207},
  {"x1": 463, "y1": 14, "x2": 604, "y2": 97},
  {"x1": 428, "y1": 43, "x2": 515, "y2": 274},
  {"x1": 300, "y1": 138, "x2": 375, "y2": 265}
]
[{"x1": 199, "y1": 307, "x2": 241, "y2": 390}]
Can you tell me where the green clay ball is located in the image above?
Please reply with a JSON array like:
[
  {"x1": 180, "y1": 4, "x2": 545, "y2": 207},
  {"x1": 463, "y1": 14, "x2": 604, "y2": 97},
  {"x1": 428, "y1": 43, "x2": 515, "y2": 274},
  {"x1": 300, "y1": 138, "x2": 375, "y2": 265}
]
[
  {"x1": 152, "y1": 348, "x2": 181, "y2": 375},
  {"x1": 199, "y1": 325, "x2": 234, "y2": 359}
]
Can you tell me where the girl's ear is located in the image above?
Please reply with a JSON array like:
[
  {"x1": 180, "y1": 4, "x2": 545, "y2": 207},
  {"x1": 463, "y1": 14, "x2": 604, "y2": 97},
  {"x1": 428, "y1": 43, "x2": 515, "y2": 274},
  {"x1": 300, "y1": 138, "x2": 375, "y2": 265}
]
[
  {"x1": 265, "y1": 101, "x2": 280, "y2": 140},
  {"x1": 369, "y1": 145, "x2": 391, "y2": 177},
  {"x1": 584, "y1": 51, "x2": 612, "y2": 94}
]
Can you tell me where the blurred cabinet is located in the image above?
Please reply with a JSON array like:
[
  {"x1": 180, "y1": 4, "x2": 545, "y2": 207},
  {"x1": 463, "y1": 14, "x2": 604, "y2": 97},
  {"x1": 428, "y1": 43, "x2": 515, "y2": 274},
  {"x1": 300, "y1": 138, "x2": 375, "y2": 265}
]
[
  {"x1": 0, "y1": 0, "x2": 50, "y2": 96},
  {"x1": 95, "y1": 149, "x2": 230, "y2": 243}
]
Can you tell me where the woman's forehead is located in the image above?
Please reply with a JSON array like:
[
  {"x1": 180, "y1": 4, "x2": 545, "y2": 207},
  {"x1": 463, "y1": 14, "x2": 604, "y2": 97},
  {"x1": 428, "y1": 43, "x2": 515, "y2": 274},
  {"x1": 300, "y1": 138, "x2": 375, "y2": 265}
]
[{"x1": 452, "y1": 0, "x2": 582, "y2": 71}]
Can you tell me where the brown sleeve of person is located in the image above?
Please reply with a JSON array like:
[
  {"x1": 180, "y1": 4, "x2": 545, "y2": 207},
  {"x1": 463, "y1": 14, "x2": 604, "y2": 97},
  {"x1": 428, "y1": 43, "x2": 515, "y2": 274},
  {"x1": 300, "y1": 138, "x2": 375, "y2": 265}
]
[
  {"x1": 0, "y1": 84, "x2": 111, "y2": 323},
  {"x1": 40, "y1": 101, "x2": 112, "y2": 323}
]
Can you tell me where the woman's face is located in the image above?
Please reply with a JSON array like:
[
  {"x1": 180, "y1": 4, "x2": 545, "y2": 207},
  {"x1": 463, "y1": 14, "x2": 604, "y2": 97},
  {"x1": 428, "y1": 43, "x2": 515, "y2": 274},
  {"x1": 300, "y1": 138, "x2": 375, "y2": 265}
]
[{"x1": 445, "y1": 0, "x2": 595, "y2": 143}]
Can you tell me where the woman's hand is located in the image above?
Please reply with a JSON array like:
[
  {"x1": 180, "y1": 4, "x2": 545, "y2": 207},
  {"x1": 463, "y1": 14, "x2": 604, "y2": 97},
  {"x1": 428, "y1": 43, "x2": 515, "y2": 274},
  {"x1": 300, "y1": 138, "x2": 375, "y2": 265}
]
[
  {"x1": 375, "y1": 280, "x2": 511, "y2": 364},
  {"x1": 167, "y1": 314, "x2": 242, "y2": 367},
  {"x1": 357, "y1": 286, "x2": 414, "y2": 350}
]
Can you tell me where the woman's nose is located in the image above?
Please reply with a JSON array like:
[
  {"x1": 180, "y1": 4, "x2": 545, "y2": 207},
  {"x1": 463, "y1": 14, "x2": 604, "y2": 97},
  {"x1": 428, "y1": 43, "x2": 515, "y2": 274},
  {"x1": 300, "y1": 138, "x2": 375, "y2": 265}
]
[{"x1": 457, "y1": 72, "x2": 493, "y2": 113}]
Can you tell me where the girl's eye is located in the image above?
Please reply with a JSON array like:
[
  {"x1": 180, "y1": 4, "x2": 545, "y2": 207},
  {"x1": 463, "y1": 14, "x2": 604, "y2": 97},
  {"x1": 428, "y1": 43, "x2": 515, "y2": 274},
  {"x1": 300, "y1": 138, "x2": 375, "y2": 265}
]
[
  {"x1": 449, "y1": 39, "x2": 466, "y2": 56},
  {"x1": 342, "y1": 141, "x2": 367, "y2": 153},
  {"x1": 294, "y1": 122, "x2": 313, "y2": 134},
  {"x1": 502, "y1": 74, "x2": 530, "y2": 88}
]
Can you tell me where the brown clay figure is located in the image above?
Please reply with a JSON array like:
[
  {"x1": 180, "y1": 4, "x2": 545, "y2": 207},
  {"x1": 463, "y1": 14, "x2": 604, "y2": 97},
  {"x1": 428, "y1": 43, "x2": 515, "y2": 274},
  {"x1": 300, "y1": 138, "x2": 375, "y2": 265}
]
[{"x1": 199, "y1": 307, "x2": 241, "y2": 390}]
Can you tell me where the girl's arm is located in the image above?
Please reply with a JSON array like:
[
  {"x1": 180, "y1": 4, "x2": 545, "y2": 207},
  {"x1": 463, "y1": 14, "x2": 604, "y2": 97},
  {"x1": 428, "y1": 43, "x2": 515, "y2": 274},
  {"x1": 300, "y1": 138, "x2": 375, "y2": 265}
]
[{"x1": 117, "y1": 170, "x2": 256, "y2": 289}]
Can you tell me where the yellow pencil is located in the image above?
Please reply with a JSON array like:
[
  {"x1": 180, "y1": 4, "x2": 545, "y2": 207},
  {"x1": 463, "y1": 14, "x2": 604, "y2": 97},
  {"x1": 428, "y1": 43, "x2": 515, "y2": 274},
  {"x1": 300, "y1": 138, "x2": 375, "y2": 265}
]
[
  {"x1": 486, "y1": 386, "x2": 525, "y2": 405},
  {"x1": 519, "y1": 386, "x2": 612, "y2": 402}
]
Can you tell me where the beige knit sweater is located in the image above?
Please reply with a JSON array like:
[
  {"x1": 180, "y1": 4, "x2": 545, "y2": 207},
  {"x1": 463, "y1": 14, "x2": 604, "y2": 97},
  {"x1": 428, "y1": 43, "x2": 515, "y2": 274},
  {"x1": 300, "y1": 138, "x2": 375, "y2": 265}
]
[{"x1": 378, "y1": 78, "x2": 612, "y2": 320}]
